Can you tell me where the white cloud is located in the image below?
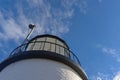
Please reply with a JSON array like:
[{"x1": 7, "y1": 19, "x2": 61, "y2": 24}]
[
  {"x1": 102, "y1": 47, "x2": 120, "y2": 62},
  {"x1": 102, "y1": 47, "x2": 118, "y2": 55},
  {"x1": 17, "y1": 0, "x2": 72, "y2": 35},
  {"x1": 97, "y1": 77, "x2": 102, "y2": 80},
  {"x1": 90, "y1": 71, "x2": 120, "y2": 80},
  {"x1": 63, "y1": 0, "x2": 87, "y2": 14},
  {"x1": 97, "y1": 44, "x2": 120, "y2": 62},
  {"x1": 90, "y1": 72, "x2": 112, "y2": 80},
  {"x1": 0, "y1": 0, "x2": 87, "y2": 59},
  {"x1": 113, "y1": 72, "x2": 120, "y2": 80},
  {"x1": 0, "y1": 0, "x2": 87, "y2": 41},
  {"x1": 95, "y1": 45, "x2": 120, "y2": 80},
  {"x1": 0, "y1": 12, "x2": 26, "y2": 42}
]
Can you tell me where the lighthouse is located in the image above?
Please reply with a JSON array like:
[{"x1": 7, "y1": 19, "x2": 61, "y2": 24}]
[{"x1": 0, "y1": 26, "x2": 88, "y2": 80}]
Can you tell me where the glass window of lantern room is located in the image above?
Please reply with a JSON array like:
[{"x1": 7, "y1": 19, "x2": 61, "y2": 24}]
[
  {"x1": 64, "y1": 48, "x2": 70, "y2": 57},
  {"x1": 56, "y1": 45, "x2": 60, "y2": 54},
  {"x1": 26, "y1": 40, "x2": 36, "y2": 51},
  {"x1": 56, "y1": 40, "x2": 64, "y2": 46},
  {"x1": 32, "y1": 38, "x2": 41, "y2": 50},
  {"x1": 46, "y1": 37, "x2": 55, "y2": 43},
  {"x1": 63, "y1": 43, "x2": 70, "y2": 57},
  {"x1": 51, "y1": 44, "x2": 55, "y2": 52},
  {"x1": 59, "y1": 46, "x2": 64, "y2": 55},
  {"x1": 35, "y1": 37, "x2": 46, "y2": 50},
  {"x1": 37, "y1": 37, "x2": 45, "y2": 42},
  {"x1": 56, "y1": 40, "x2": 64, "y2": 55},
  {"x1": 44, "y1": 37, "x2": 56, "y2": 51},
  {"x1": 46, "y1": 37, "x2": 56, "y2": 52},
  {"x1": 44, "y1": 42, "x2": 50, "y2": 51},
  {"x1": 31, "y1": 38, "x2": 39, "y2": 50}
]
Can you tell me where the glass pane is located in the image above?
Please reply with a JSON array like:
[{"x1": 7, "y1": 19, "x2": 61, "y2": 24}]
[
  {"x1": 51, "y1": 44, "x2": 55, "y2": 52},
  {"x1": 57, "y1": 40, "x2": 64, "y2": 46},
  {"x1": 64, "y1": 49, "x2": 70, "y2": 57},
  {"x1": 56, "y1": 45, "x2": 60, "y2": 54},
  {"x1": 64, "y1": 44, "x2": 68, "y2": 48},
  {"x1": 44, "y1": 43, "x2": 50, "y2": 51},
  {"x1": 26, "y1": 39, "x2": 36, "y2": 51},
  {"x1": 26, "y1": 43, "x2": 34, "y2": 51},
  {"x1": 39, "y1": 42, "x2": 44, "y2": 50},
  {"x1": 59, "y1": 47, "x2": 64, "y2": 55},
  {"x1": 37, "y1": 37, "x2": 45, "y2": 41},
  {"x1": 46, "y1": 37, "x2": 55, "y2": 43},
  {"x1": 32, "y1": 42, "x2": 41, "y2": 50}
]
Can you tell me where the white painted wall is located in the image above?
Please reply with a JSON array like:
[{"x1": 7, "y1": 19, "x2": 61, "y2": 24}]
[{"x1": 0, "y1": 59, "x2": 82, "y2": 80}]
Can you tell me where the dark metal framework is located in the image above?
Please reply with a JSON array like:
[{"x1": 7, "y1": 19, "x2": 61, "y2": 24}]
[
  {"x1": 9, "y1": 40, "x2": 80, "y2": 65},
  {"x1": 9, "y1": 34, "x2": 81, "y2": 64}
]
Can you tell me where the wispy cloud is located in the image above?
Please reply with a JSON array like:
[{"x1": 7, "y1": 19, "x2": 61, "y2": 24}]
[
  {"x1": 102, "y1": 47, "x2": 120, "y2": 62},
  {"x1": 94, "y1": 45, "x2": 120, "y2": 80},
  {"x1": 0, "y1": 0, "x2": 87, "y2": 41},
  {"x1": 102, "y1": 47, "x2": 118, "y2": 55},
  {"x1": 90, "y1": 71, "x2": 120, "y2": 80},
  {"x1": 97, "y1": 44, "x2": 120, "y2": 62},
  {"x1": 0, "y1": 12, "x2": 26, "y2": 42},
  {"x1": 90, "y1": 72, "x2": 112, "y2": 80},
  {"x1": 0, "y1": 0, "x2": 87, "y2": 60},
  {"x1": 113, "y1": 72, "x2": 120, "y2": 80}
]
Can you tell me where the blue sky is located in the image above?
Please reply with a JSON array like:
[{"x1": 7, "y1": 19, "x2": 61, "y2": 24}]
[{"x1": 0, "y1": 0, "x2": 120, "y2": 80}]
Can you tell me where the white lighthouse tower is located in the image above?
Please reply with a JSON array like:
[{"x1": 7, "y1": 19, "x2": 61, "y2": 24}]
[{"x1": 0, "y1": 25, "x2": 88, "y2": 80}]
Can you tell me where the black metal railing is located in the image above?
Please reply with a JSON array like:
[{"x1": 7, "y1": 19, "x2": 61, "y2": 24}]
[{"x1": 9, "y1": 41, "x2": 81, "y2": 65}]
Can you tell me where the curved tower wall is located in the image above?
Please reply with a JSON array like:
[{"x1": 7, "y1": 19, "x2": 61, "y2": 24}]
[{"x1": 0, "y1": 59, "x2": 82, "y2": 80}]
